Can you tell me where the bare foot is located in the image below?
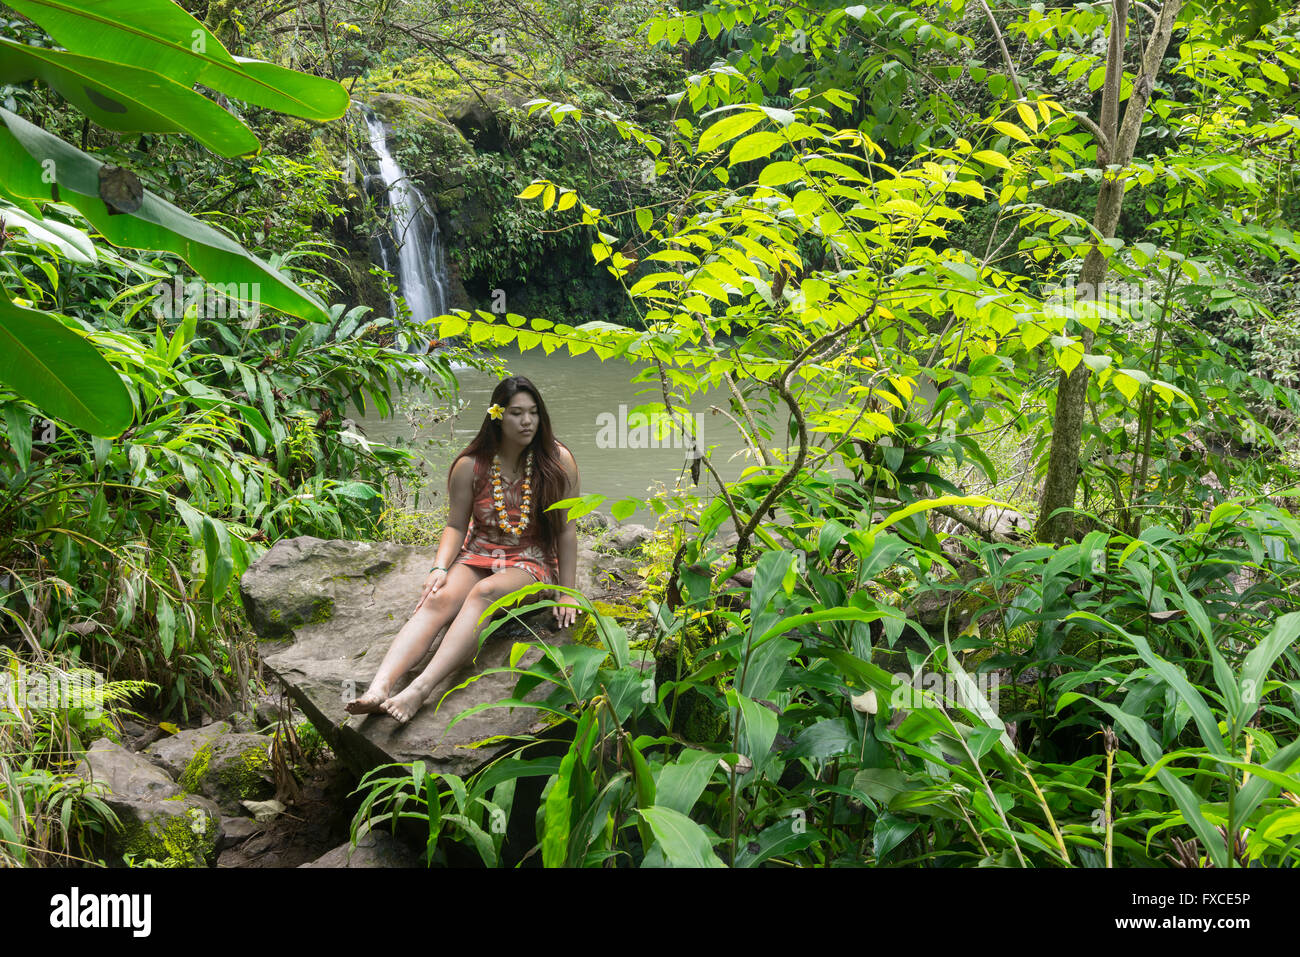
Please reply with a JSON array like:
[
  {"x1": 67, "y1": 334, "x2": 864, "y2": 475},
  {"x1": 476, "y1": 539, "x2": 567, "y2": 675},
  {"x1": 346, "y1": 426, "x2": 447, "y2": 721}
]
[
  {"x1": 381, "y1": 683, "x2": 429, "y2": 725},
  {"x1": 344, "y1": 682, "x2": 391, "y2": 715}
]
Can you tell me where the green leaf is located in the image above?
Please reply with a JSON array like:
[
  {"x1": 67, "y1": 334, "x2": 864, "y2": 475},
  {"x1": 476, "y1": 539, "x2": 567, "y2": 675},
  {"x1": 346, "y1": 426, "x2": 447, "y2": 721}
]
[
  {"x1": 991, "y1": 120, "x2": 1032, "y2": 144},
  {"x1": 1261, "y1": 61, "x2": 1288, "y2": 86},
  {"x1": 0, "y1": 109, "x2": 329, "y2": 323},
  {"x1": 1084, "y1": 695, "x2": 1229, "y2": 868},
  {"x1": 785, "y1": 716, "x2": 856, "y2": 761},
  {"x1": 0, "y1": 201, "x2": 95, "y2": 263},
  {"x1": 0, "y1": 291, "x2": 132, "y2": 436},
  {"x1": 735, "y1": 818, "x2": 823, "y2": 866},
  {"x1": 738, "y1": 693, "x2": 778, "y2": 765},
  {"x1": 1067, "y1": 610, "x2": 1227, "y2": 757},
  {"x1": 1237, "y1": 612, "x2": 1300, "y2": 730},
  {"x1": 549, "y1": 493, "x2": 605, "y2": 522},
  {"x1": 729, "y1": 130, "x2": 784, "y2": 165},
  {"x1": 1, "y1": 404, "x2": 32, "y2": 470},
  {"x1": 697, "y1": 109, "x2": 764, "y2": 153},
  {"x1": 6, "y1": 0, "x2": 348, "y2": 121},
  {"x1": 870, "y1": 495, "x2": 1003, "y2": 537},
  {"x1": 0, "y1": 38, "x2": 259, "y2": 157},
  {"x1": 611, "y1": 497, "x2": 640, "y2": 522},
  {"x1": 542, "y1": 711, "x2": 588, "y2": 867},
  {"x1": 758, "y1": 161, "x2": 805, "y2": 186},
  {"x1": 973, "y1": 149, "x2": 1011, "y2": 169},
  {"x1": 637, "y1": 806, "x2": 726, "y2": 867},
  {"x1": 654, "y1": 750, "x2": 719, "y2": 815}
]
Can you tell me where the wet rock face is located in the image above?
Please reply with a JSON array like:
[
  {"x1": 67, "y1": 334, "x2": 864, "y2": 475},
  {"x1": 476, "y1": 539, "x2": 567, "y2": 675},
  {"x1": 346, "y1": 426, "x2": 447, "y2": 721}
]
[{"x1": 238, "y1": 535, "x2": 635, "y2": 782}]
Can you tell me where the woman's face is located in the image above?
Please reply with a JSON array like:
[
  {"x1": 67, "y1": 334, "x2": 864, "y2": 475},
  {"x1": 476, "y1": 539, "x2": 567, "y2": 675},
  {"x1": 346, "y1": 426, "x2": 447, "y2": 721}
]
[{"x1": 500, "y1": 392, "x2": 539, "y2": 447}]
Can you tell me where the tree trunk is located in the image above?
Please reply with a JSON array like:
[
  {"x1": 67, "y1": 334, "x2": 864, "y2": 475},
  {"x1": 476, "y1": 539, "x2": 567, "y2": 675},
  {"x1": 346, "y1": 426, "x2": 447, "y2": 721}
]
[{"x1": 1036, "y1": 0, "x2": 1184, "y2": 543}]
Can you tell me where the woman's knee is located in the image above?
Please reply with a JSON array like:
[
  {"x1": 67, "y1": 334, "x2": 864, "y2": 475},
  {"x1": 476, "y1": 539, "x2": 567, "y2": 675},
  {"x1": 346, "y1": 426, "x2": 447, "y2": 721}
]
[
  {"x1": 468, "y1": 570, "x2": 532, "y2": 605},
  {"x1": 468, "y1": 576, "x2": 508, "y2": 605},
  {"x1": 422, "y1": 586, "x2": 462, "y2": 620}
]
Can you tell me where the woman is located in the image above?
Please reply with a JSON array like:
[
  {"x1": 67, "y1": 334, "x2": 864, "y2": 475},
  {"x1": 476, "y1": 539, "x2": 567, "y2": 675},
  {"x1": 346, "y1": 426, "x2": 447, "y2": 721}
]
[{"x1": 345, "y1": 376, "x2": 581, "y2": 724}]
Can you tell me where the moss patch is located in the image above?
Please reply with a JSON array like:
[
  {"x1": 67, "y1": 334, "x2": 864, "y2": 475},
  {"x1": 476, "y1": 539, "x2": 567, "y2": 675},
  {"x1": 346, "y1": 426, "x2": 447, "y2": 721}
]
[
  {"x1": 307, "y1": 597, "x2": 335, "y2": 625},
  {"x1": 179, "y1": 739, "x2": 273, "y2": 804},
  {"x1": 121, "y1": 803, "x2": 219, "y2": 867},
  {"x1": 217, "y1": 745, "x2": 273, "y2": 800},
  {"x1": 570, "y1": 600, "x2": 640, "y2": 651},
  {"x1": 178, "y1": 742, "x2": 213, "y2": 795}
]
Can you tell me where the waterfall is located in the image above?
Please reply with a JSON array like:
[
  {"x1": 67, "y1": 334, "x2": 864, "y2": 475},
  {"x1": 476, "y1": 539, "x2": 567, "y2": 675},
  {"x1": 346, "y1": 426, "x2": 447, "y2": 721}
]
[{"x1": 362, "y1": 110, "x2": 450, "y2": 345}]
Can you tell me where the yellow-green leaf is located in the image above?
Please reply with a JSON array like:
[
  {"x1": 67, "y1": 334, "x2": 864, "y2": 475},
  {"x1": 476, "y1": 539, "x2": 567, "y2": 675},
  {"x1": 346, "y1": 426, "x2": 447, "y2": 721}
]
[
  {"x1": 992, "y1": 121, "x2": 1032, "y2": 144},
  {"x1": 698, "y1": 109, "x2": 764, "y2": 154},
  {"x1": 1015, "y1": 102, "x2": 1039, "y2": 131},
  {"x1": 729, "y1": 130, "x2": 784, "y2": 165},
  {"x1": 973, "y1": 149, "x2": 1011, "y2": 169}
]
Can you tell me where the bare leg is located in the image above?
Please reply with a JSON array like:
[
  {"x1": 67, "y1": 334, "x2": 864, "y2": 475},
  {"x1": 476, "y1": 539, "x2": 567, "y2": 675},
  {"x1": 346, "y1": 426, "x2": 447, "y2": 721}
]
[
  {"x1": 381, "y1": 566, "x2": 537, "y2": 724},
  {"x1": 345, "y1": 562, "x2": 485, "y2": 714}
]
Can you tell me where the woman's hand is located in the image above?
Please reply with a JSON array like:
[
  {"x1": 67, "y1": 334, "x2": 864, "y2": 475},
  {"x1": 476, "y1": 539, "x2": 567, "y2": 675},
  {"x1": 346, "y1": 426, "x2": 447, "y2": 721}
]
[
  {"x1": 552, "y1": 594, "x2": 581, "y2": 629},
  {"x1": 414, "y1": 567, "x2": 448, "y2": 615}
]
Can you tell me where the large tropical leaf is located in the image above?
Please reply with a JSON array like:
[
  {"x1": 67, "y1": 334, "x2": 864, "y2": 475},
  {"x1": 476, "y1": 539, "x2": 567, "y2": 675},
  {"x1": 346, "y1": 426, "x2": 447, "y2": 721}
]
[
  {"x1": 0, "y1": 290, "x2": 132, "y2": 436},
  {"x1": 0, "y1": 37, "x2": 259, "y2": 157},
  {"x1": 0, "y1": 200, "x2": 96, "y2": 264},
  {"x1": 5, "y1": 0, "x2": 349, "y2": 121},
  {"x1": 0, "y1": 108, "x2": 330, "y2": 323},
  {"x1": 637, "y1": 806, "x2": 727, "y2": 867}
]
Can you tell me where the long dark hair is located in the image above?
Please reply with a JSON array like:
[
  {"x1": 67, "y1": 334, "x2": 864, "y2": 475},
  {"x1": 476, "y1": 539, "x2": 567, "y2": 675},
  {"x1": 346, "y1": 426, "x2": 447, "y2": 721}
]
[{"x1": 449, "y1": 376, "x2": 572, "y2": 556}]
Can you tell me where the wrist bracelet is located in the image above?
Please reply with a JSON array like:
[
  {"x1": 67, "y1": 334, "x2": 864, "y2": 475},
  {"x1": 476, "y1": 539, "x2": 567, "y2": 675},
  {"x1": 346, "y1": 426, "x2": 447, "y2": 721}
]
[{"x1": 430, "y1": 565, "x2": 446, "y2": 574}]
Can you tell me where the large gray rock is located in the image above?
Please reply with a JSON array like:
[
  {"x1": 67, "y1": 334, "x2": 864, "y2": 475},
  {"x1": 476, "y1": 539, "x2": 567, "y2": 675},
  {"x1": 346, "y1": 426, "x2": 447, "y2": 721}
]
[
  {"x1": 239, "y1": 536, "x2": 631, "y2": 781},
  {"x1": 143, "y1": 721, "x2": 232, "y2": 778},
  {"x1": 75, "y1": 739, "x2": 222, "y2": 866},
  {"x1": 604, "y1": 523, "x2": 655, "y2": 552},
  {"x1": 300, "y1": 828, "x2": 423, "y2": 868},
  {"x1": 147, "y1": 729, "x2": 277, "y2": 815}
]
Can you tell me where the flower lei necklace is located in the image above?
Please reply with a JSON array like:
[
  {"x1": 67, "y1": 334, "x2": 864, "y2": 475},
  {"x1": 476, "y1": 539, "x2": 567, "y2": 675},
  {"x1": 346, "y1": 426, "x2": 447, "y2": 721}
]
[{"x1": 491, "y1": 449, "x2": 534, "y2": 536}]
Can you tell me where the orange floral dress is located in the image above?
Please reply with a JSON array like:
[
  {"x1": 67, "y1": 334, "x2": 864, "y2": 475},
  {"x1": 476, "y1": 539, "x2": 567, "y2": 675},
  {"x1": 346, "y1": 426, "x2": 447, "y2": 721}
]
[{"x1": 453, "y1": 445, "x2": 560, "y2": 585}]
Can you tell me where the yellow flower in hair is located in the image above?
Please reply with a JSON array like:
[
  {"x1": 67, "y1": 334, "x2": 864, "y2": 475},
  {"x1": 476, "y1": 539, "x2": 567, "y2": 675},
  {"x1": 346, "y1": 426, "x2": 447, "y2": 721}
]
[{"x1": 488, "y1": 403, "x2": 505, "y2": 420}]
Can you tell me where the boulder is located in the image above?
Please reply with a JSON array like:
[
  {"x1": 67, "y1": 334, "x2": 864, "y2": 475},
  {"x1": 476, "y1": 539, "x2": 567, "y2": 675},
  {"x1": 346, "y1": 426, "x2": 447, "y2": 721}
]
[
  {"x1": 299, "y1": 827, "x2": 424, "y2": 868},
  {"x1": 239, "y1": 536, "x2": 629, "y2": 781},
  {"x1": 153, "y1": 732, "x2": 278, "y2": 816},
  {"x1": 445, "y1": 89, "x2": 528, "y2": 151},
  {"x1": 253, "y1": 688, "x2": 304, "y2": 729},
  {"x1": 577, "y1": 511, "x2": 610, "y2": 533},
  {"x1": 218, "y1": 814, "x2": 266, "y2": 850},
  {"x1": 74, "y1": 739, "x2": 222, "y2": 866},
  {"x1": 604, "y1": 523, "x2": 655, "y2": 552},
  {"x1": 143, "y1": 721, "x2": 232, "y2": 778},
  {"x1": 227, "y1": 711, "x2": 258, "y2": 734}
]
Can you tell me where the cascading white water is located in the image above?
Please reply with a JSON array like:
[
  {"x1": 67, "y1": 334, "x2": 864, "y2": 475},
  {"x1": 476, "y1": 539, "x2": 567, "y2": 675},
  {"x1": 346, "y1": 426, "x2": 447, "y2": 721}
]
[{"x1": 362, "y1": 110, "x2": 449, "y2": 338}]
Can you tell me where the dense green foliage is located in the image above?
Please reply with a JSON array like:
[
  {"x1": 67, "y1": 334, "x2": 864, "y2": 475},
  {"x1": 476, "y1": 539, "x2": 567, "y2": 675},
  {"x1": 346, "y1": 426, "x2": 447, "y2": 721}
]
[{"x1": 2, "y1": 0, "x2": 1299, "y2": 868}]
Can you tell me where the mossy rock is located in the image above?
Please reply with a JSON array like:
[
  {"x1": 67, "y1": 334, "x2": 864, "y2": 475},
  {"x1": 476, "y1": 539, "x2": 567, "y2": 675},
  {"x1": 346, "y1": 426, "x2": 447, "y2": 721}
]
[
  {"x1": 119, "y1": 798, "x2": 222, "y2": 867},
  {"x1": 307, "y1": 596, "x2": 335, "y2": 625},
  {"x1": 177, "y1": 734, "x2": 277, "y2": 815},
  {"x1": 570, "y1": 599, "x2": 642, "y2": 651}
]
